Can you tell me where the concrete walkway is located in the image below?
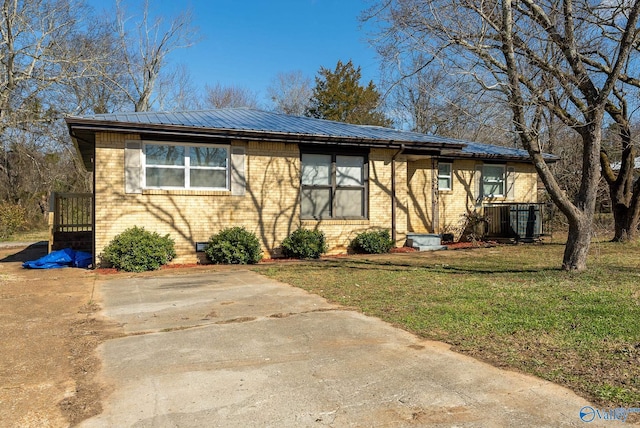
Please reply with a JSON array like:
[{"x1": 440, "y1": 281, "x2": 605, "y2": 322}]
[{"x1": 80, "y1": 270, "x2": 624, "y2": 427}]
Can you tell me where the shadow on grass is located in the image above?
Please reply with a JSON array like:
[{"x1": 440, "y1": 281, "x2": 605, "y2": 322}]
[
  {"x1": 0, "y1": 242, "x2": 48, "y2": 263},
  {"x1": 303, "y1": 258, "x2": 640, "y2": 276},
  {"x1": 295, "y1": 257, "x2": 563, "y2": 275}
]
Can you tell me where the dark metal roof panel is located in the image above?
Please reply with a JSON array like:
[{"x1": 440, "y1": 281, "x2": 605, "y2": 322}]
[
  {"x1": 70, "y1": 108, "x2": 469, "y2": 146},
  {"x1": 463, "y1": 142, "x2": 526, "y2": 158},
  {"x1": 66, "y1": 108, "x2": 558, "y2": 161},
  {"x1": 461, "y1": 141, "x2": 558, "y2": 161}
]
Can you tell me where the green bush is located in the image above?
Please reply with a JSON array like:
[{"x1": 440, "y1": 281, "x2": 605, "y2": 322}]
[
  {"x1": 281, "y1": 228, "x2": 327, "y2": 259},
  {"x1": 0, "y1": 203, "x2": 27, "y2": 240},
  {"x1": 350, "y1": 229, "x2": 395, "y2": 254},
  {"x1": 102, "y1": 226, "x2": 176, "y2": 272},
  {"x1": 205, "y1": 226, "x2": 262, "y2": 264}
]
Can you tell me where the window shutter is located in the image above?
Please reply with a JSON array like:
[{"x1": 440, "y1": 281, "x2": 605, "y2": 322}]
[
  {"x1": 474, "y1": 164, "x2": 483, "y2": 206},
  {"x1": 230, "y1": 146, "x2": 246, "y2": 196},
  {"x1": 506, "y1": 166, "x2": 516, "y2": 200},
  {"x1": 124, "y1": 141, "x2": 142, "y2": 194}
]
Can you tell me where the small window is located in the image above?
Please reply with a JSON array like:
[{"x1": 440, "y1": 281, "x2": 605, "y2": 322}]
[
  {"x1": 301, "y1": 152, "x2": 367, "y2": 219},
  {"x1": 483, "y1": 164, "x2": 505, "y2": 197},
  {"x1": 143, "y1": 142, "x2": 229, "y2": 190},
  {"x1": 438, "y1": 162, "x2": 452, "y2": 191},
  {"x1": 301, "y1": 154, "x2": 331, "y2": 186}
]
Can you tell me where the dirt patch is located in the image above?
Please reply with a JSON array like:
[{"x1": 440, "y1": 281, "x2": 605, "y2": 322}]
[{"x1": 0, "y1": 245, "x2": 122, "y2": 427}]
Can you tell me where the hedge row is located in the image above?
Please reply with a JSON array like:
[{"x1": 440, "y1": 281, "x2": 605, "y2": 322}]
[{"x1": 102, "y1": 226, "x2": 395, "y2": 271}]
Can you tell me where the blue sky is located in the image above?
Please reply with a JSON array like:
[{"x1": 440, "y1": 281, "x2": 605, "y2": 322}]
[{"x1": 90, "y1": 0, "x2": 381, "y2": 105}]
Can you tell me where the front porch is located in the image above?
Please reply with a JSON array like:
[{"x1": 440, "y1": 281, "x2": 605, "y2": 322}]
[{"x1": 48, "y1": 192, "x2": 93, "y2": 254}]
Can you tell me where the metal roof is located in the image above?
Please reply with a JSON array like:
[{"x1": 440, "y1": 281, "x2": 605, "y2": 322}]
[
  {"x1": 461, "y1": 141, "x2": 557, "y2": 161},
  {"x1": 67, "y1": 108, "x2": 470, "y2": 147},
  {"x1": 66, "y1": 108, "x2": 558, "y2": 162}
]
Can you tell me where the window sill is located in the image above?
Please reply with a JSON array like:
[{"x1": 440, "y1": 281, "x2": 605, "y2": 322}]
[
  {"x1": 142, "y1": 189, "x2": 231, "y2": 196},
  {"x1": 301, "y1": 219, "x2": 370, "y2": 226}
]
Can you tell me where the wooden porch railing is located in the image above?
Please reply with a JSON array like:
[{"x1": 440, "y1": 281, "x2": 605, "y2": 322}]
[
  {"x1": 52, "y1": 193, "x2": 92, "y2": 232},
  {"x1": 49, "y1": 192, "x2": 93, "y2": 252}
]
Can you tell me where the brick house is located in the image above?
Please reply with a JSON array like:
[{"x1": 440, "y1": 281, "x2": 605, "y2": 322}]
[{"x1": 64, "y1": 108, "x2": 555, "y2": 264}]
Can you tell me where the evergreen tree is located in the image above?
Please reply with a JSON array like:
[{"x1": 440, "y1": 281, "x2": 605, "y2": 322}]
[{"x1": 307, "y1": 60, "x2": 391, "y2": 127}]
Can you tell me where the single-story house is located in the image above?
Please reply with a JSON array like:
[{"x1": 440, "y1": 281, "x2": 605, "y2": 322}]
[{"x1": 63, "y1": 108, "x2": 556, "y2": 264}]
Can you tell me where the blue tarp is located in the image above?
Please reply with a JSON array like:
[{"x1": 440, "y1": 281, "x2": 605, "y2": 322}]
[{"x1": 22, "y1": 248, "x2": 92, "y2": 269}]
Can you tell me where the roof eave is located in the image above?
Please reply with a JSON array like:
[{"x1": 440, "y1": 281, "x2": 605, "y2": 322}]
[{"x1": 440, "y1": 151, "x2": 559, "y2": 163}]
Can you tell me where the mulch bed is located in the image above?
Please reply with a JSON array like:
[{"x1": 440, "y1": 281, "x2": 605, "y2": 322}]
[{"x1": 95, "y1": 241, "x2": 498, "y2": 273}]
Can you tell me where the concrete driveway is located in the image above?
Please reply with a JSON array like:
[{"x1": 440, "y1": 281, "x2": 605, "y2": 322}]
[{"x1": 79, "y1": 270, "x2": 619, "y2": 427}]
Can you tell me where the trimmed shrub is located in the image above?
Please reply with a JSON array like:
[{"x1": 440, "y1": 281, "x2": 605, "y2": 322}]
[
  {"x1": 102, "y1": 226, "x2": 176, "y2": 272},
  {"x1": 281, "y1": 228, "x2": 327, "y2": 259},
  {"x1": 0, "y1": 203, "x2": 27, "y2": 240},
  {"x1": 351, "y1": 229, "x2": 395, "y2": 254},
  {"x1": 205, "y1": 226, "x2": 262, "y2": 264}
]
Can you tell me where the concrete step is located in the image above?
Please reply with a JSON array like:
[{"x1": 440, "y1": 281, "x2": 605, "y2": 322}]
[
  {"x1": 413, "y1": 245, "x2": 448, "y2": 252},
  {"x1": 405, "y1": 233, "x2": 447, "y2": 252}
]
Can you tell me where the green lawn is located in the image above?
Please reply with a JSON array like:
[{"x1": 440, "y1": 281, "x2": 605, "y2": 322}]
[{"x1": 256, "y1": 239, "x2": 640, "y2": 407}]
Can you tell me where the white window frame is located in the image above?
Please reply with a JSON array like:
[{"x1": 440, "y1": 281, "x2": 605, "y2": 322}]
[
  {"x1": 142, "y1": 141, "x2": 230, "y2": 190},
  {"x1": 438, "y1": 162, "x2": 452, "y2": 191},
  {"x1": 482, "y1": 164, "x2": 506, "y2": 197}
]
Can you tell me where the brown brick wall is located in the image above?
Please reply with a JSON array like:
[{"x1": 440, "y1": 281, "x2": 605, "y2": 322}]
[
  {"x1": 407, "y1": 159, "x2": 434, "y2": 234},
  {"x1": 94, "y1": 133, "x2": 538, "y2": 263},
  {"x1": 94, "y1": 135, "x2": 410, "y2": 263},
  {"x1": 407, "y1": 158, "x2": 539, "y2": 240},
  {"x1": 438, "y1": 159, "x2": 480, "y2": 236},
  {"x1": 301, "y1": 148, "x2": 408, "y2": 254}
]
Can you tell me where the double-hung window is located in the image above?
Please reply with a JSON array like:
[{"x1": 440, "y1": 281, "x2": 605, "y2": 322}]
[
  {"x1": 438, "y1": 162, "x2": 452, "y2": 191},
  {"x1": 143, "y1": 142, "x2": 229, "y2": 190},
  {"x1": 301, "y1": 153, "x2": 367, "y2": 219},
  {"x1": 482, "y1": 164, "x2": 505, "y2": 197}
]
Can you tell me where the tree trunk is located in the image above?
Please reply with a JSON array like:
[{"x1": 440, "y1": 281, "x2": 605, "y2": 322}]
[
  {"x1": 600, "y1": 130, "x2": 639, "y2": 242},
  {"x1": 612, "y1": 204, "x2": 632, "y2": 241},
  {"x1": 563, "y1": 215, "x2": 592, "y2": 271},
  {"x1": 554, "y1": 122, "x2": 602, "y2": 271},
  {"x1": 611, "y1": 186, "x2": 640, "y2": 241}
]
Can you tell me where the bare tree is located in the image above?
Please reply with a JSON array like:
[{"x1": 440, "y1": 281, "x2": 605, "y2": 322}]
[
  {"x1": 599, "y1": 83, "x2": 640, "y2": 241},
  {"x1": 203, "y1": 83, "x2": 259, "y2": 109},
  {"x1": 0, "y1": 0, "x2": 94, "y2": 130},
  {"x1": 384, "y1": 57, "x2": 514, "y2": 143},
  {"x1": 63, "y1": 21, "x2": 131, "y2": 115},
  {"x1": 366, "y1": 0, "x2": 640, "y2": 271},
  {"x1": 114, "y1": 0, "x2": 199, "y2": 112},
  {"x1": 267, "y1": 70, "x2": 312, "y2": 116},
  {"x1": 156, "y1": 64, "x2": 202, "y2": 111},
  {"x1": 0, "y1": 0, "x2": 97, "y2": 224}
]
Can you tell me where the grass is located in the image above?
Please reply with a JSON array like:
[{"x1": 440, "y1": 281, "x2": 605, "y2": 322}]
[
  {"x1": 0, "y1": 228, "x2": 49, "y2": 243},
  {"x1": 256, "y1": 238, "x2": 640, "y2": 408}
]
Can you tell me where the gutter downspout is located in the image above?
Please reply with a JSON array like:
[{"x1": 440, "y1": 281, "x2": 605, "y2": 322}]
[{"x1": 391, "y1": 144, "x2": 405, "y2": 243}]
